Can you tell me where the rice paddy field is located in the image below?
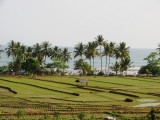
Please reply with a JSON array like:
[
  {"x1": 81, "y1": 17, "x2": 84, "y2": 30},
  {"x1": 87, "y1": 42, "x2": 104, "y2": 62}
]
[{"x1": 0, "y1": 76, "x2": 160, "y2": 119}]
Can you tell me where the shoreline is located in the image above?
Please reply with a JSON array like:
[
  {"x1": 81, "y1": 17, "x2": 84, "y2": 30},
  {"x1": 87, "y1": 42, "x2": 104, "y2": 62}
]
[{"x1": 65, "y1": 66, "x2": 140, "y2": 75}]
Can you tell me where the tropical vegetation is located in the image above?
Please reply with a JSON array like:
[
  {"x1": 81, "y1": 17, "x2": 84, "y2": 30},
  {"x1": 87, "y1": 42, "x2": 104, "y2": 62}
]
[
  {"x1": 139, "y1": 52, "x2": 160, "y2": 76},
  {"x1": 3, "y1": 35, "x2": 156, "y2": 76}
]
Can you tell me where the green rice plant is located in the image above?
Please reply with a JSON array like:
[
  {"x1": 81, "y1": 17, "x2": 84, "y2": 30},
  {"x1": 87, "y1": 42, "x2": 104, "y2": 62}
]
[
  {"x1": 53, "y1": 112, "x2": 60, "y2": 120},
  {"x1": 16, "y1": 110, "x2": 26, "y2": 119},
  {"x1": 77, "y1": 112, "x2": 86, "y2": 120},
  {"x1": 70, "y1": 115, "x2": 76, "y2": 120},
  {"x1": 44, "y1": 114, "x2": 50, "y2": 119},
  {"x1": 90, "y1": 114, "x2": 96, "y2": 120}
]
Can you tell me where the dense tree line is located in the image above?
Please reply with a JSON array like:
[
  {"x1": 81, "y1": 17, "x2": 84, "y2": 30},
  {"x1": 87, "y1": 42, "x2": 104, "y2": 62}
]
[
  {"x1": 73, "y1": 35, "x2": 132, "y2": 75},
  {"x1": 1, "y1": 36, "x2": 159, "y2": 76},
  {"x1": 4, "y1": 40, "x2": 71, "y2": 75}
]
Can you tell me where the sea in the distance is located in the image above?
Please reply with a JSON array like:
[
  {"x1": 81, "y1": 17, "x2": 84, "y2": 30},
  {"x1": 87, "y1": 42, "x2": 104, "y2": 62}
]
[{"x1": 0, "y1": 46, "x2": 157, "y2": 75}]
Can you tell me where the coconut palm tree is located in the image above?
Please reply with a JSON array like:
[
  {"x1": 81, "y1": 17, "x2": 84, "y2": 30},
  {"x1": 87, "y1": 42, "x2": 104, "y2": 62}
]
[
  {"x1": 115, "y1": 42, "x2": 130, "y2": 75},
  {"x1": 84, "y1": 42, "x2": 93, "y2": 68},
  {"x1": 12, "y1": 56, "x2": 22, "y2": 75},
  {"x1": 108, "y1": 42, "x2": 116, "y2": 73},
  {"x1": 5, "y1": 40, "x2": 16, "y2": 60},
  {"x1": 50, "y1": 46, "x2": 62, "y2": 60},
  {"x1": 115, "y1": 42, "x2": 130, "y2": 61},
  {"x1": 74, "y1": 42, "x2": 85, "y2": 58},
  {"x1": 95, "y1": 35, "x2": 104, "y2": 71},
  {"x1": 14, "y1": 41, "x2": 21, "y2": 55},
  {"x1": 62, "y1": 47, "x2": 71, "y2": 63},
  {"x1": 32, "y1": 43, "x2": 44, "y2": 64},
  {"x1": 74, "y1": 58, "x2": 84, "y2": 74},
  {"x1": 19, "y1": 45, "x2": 26, "y2": 61},
  {"x1": 103, "y1": 42, "x2": 110, "y2": 74},
  {"x1": 90, "y1": 41, "x2": 99, "y2": 72},
  {"x1": 120, "y1": 57, "x2": 133, "y2": 75},
  {"x1": 26, "y1": 46, "x2": 33, "y2": 58},
  {"x1": 42, "y1": 41, "x2": 51, "y2": 63},
  {"x1": 110, "y1": 61, "x2": 120, "y2": 76}
]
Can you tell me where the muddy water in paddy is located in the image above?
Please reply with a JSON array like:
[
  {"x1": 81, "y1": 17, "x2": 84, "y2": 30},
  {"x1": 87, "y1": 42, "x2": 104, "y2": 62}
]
[
  {"x1": 133, "y1": 103, "x2": 160, "y2": 107},
  {"x1": 133, "y1": 99, "x2": 160, "y2": 107}
]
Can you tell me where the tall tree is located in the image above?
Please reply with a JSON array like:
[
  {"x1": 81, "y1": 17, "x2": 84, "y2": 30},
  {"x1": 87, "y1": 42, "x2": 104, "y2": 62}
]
[
  {"x1": 90, "y1": 41, "x2": 99, "y2": 72},
  {"x1": 21, "y1": 57, "x2": 41, "y2": 75},
  {"x1": 74, "y1": 42, "x2": 84, "y2": 58},
  {"x1": 19, "y1": 45, "x2": 26, "y2": 61},
  {"x1": 115, "y1": 42, "x2": 130, "y2": 61},
  {"x1": 50, "y1": 46, "x2": 62, "y2": 60},
  {"x1": 115, "y1": 42, "x2": 130, "y2": 75},
  {"x1": 32, "y1": 43, "x2": 44, "y2": 64},
  {"x1": 14, "y1": 42, "x2": 22, "y2": 58},
  {"x1": 42, "y1": 41, "x2": 51, "y2": 63},
  {"x1": 8, "y1": 56, "x2": 22, "y2": 75},
  {"x1": 6, "y1": 40, "x2": 16, "y2": 60},
  {"x1": 110, "y1": 61, "x2": 120, "y2": 76},
  {"x1": 120, "y1": 57, "x2": 133, "y2": 75},
  {"x1": 62, "y1": 48, "x2": 71, "y2": 63},
  {"x1": 95, "y1": 35, "x2": 104, "y2": 71},
  {"x1": 74, "y1": 58, "x2": 84, "y2": 75},
  {"x1": 84, "y1": 42, "x2": 93, "y2": 68},
  {"x1": 108, "y1": 42, "x2": 116, "y2": 73},
  {"x1": 103, "y1": 42, "x2": 110, "y2": 74},
  {"x1": 5, "y1": 41, "x2": 27, "y2": 74},
  {"x1": 26, "y1": 46, "x2": 33, "y2": 58}
]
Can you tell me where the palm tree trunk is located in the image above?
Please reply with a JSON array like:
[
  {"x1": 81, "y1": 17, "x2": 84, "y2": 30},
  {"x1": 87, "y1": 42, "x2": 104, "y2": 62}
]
[
  {"x1": 108, "y1": 56, "x2": 110, "y2": 73},
  {"x1": 90, "y1": 59, "x2": 91, "y2": 69},
  {"x1": 100, "y1": 45, "x2": 102, "y2": 71},
  {"x1": 105, "y1": 55, "x2": 108, "y2": 74},
  {"x1": 63, "y1": 68, "x2": 65, "y2": 76},
  {"x1": 126, "y1": 67, "x2": 128, "y2": 76},
  {"x1": 93, "y1": 57, "x2": 94, "y2": 74},
  {"x1": 120, "y1": 58, "x2": 122, "y2": 75},
  {"x1": 45, "y1": 55, "x2": 47, "y2": 64}
]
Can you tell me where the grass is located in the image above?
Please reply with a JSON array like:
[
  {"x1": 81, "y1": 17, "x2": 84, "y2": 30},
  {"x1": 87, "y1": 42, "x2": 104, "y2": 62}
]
[{"x1": 0, "y1": 76, "x2": 160, "y2": 119}]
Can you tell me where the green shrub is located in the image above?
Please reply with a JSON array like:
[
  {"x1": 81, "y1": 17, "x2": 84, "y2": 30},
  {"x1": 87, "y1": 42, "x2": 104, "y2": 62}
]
[
  {"x1": 53, "y1": 112, "x2": 60, "y2": 119},
  {"x1": 147, "y1": 107, "x2": 156, "y2": 120},
  {"x1": 87, "y1": 70, "x2": 94, "y2": 76},
  {"x1": 139, "y1": 65, "x2": 160, "y2": 76},
  {"x1": 16, "y1": 110, "x2": 26, "y2": 119},
  {"x1": 44, "y1": 114, "x2": 50, "y2": 119},
  {"x1": 90, "y1": 114, "x2": 96, "y2": 120},
  {"x1": 97, "y1": 71, "x2": 104, "y2": 76},
  {"x1": 77, "y1": 112, "x2": 86, "y2": 120},
  {"x1": 139, "y1": 52, "x2": 160, "y2": 76}
]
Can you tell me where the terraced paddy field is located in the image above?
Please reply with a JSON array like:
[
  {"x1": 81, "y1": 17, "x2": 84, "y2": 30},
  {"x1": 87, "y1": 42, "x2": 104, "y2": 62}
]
[{"x1": 0, "y1": 76, "x2": 160, "y2": 119}]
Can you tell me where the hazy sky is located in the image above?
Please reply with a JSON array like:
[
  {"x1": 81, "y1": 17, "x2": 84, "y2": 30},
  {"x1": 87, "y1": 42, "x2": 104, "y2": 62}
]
[{"x1": 0, "y1": 0, "x2": 160, "y2": 48}]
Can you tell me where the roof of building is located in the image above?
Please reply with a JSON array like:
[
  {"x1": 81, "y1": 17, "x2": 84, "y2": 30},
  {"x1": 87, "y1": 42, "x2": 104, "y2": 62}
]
[{"x1": 75, "y1": 79, "x2": 89, "y2": 83}]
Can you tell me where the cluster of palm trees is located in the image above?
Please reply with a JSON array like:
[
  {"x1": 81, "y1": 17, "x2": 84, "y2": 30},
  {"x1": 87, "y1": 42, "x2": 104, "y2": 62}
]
[
  {"x1": 2, "y1": 35, "x2": 132, "y2": 75},
  {"x1": 5, "y1": 40, "x2": 71, "y2": 74},
  {"x1": 74, "y1": 35, "x2": 132, "y2": 75}
]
